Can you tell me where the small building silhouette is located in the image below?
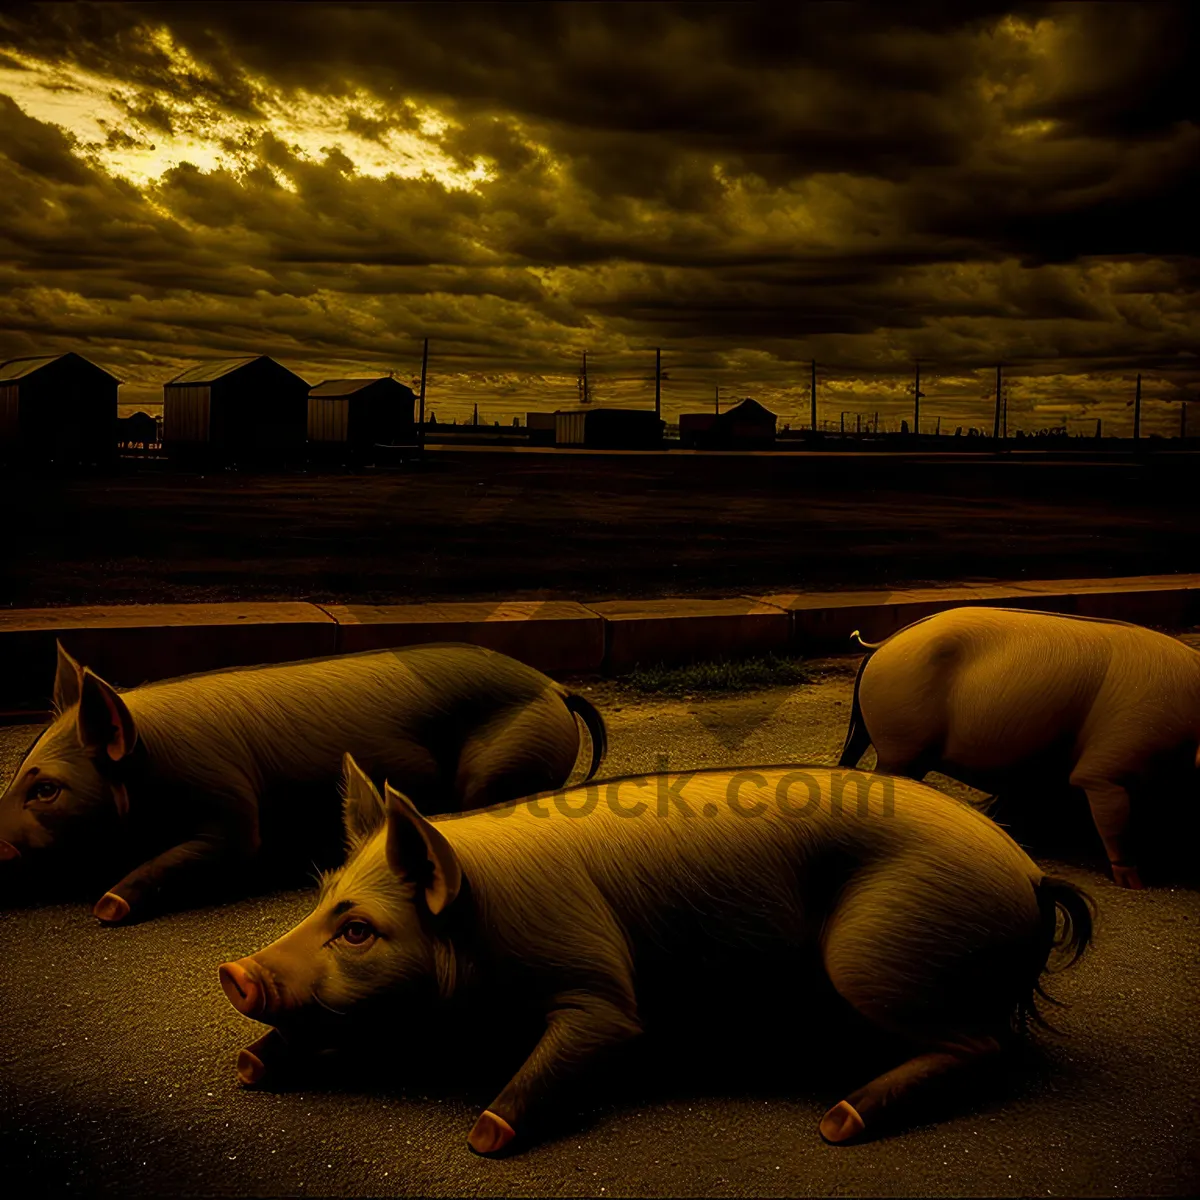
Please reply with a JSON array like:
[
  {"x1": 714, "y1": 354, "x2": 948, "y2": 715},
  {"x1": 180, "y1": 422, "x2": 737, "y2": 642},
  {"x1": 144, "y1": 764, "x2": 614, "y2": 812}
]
[
  {"x1": 116, "y1": 411, "x2": 158, "y2": 451},
  {"x1": 554, "y1": 407, "x2": 664, "y2": 449},
  {"x1": 0, "y1": 352, "x2": 121, "y2": 463},
  {"x1": 678, "y1": 412, "x2": 717, "y2": 448},
  {"x1": 525, "y1": 411, "x2": 557, "y2": 444},
  {"x1": 163, "y1": 356, "x2": 308, "y2": 462},
  {"x1": 679, "y1": 398, "x2": 776, "y2": 449},
  {"x1": 307, "y1": 377, "x2": 416, "y2": 457}
]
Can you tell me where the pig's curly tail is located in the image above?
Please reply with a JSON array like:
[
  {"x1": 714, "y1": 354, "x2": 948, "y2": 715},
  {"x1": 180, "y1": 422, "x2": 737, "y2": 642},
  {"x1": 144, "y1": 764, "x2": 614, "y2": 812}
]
[{"x1": 1016, "y1": 874, "x2": 1097, "y2": 1033}]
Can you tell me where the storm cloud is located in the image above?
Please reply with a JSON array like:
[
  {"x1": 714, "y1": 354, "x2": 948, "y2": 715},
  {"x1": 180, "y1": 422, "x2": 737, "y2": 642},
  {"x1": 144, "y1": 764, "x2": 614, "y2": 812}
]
[{"x1": 0, "y1": 0, "x2": 1195, "y2": 430}]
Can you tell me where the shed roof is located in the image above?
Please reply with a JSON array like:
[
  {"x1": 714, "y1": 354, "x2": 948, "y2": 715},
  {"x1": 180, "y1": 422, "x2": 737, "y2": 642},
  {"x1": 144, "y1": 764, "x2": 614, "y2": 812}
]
[
  {"x1": 719, "y1": 397, "x2": 777, "y2": 421},
  {"x1": 309, "y1": 377, "x2": 414, "y2": 398},
  {"x1": 166, "y1": 357, "x2": 267, "y2": 385},
  {"x1": 0, "y1": 352, "x2": 122, "y2": 383}
]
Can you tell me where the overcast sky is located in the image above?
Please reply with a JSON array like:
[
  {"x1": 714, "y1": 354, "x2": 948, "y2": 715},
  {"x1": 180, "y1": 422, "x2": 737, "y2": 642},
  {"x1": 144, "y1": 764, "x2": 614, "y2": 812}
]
[{"x1": 0, "y1": 1, "x2": 1196, "y2": 431}]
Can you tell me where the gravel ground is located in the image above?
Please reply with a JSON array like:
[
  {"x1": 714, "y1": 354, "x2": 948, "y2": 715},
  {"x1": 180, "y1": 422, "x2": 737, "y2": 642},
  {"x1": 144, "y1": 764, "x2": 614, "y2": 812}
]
[{"x1": 1, "y1": 657, "x2": 1198, "y2": 1198}]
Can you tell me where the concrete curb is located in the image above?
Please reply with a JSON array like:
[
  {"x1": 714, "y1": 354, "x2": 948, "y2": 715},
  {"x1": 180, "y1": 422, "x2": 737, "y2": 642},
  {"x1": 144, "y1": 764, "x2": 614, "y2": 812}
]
[
  {"x1": 326, "y1": 601, "x2": 604, "y2": 674},
  {"x1": 2, "y1": 574, "x2": 1199, "y2": 710},
  {"x1": 587, "y1": 598, "x2": 791, "y2": 672},
  {"x1": 0, "y1": 603, "x2": 337, "y2": 705},
  {"x1": 768, "y1": 574, "x2": 1200, "y2": 649}
]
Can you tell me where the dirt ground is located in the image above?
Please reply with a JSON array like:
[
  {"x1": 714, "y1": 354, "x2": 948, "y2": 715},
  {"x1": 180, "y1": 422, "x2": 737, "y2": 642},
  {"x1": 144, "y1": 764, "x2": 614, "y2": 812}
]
[
  {"x1": 1, "y1": 656, "x2": 1197, "y2": 1198},
  {"x1": 3, "y1": 448, "x2": 1200, "y2": 607}
]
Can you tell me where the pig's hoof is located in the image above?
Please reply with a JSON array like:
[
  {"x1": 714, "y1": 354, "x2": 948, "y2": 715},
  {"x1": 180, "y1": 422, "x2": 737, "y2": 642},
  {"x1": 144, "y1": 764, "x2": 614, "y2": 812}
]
[
  {"x1": 467, "y1": 1110, "x2": 516, "y2": 1156},
  {"x1": 93, "y1": 892, "x2": 131, "y2": 924},
  {"x1": 237, "y1": 1049, "x2": 267, "y2": 1086},
  {"x1": 1111, "y1": 864, "x2": 1144, "y2": 890},
  {"x1": 819, "y1": 1100, "x2": 866, "y2": 1144}
]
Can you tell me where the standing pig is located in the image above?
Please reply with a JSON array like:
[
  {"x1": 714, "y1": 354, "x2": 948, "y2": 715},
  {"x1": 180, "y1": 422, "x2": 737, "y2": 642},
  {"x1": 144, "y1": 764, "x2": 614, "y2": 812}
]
[
  {"x1": 0, "y1": 642, "x2": 606, "y2": 923},
  {"x1": 839, "y1": 606, "x2": 1200, "y2": 889},
  {"x1": 219, "y1": 754, "x2": 1092, "y2": 1155}
]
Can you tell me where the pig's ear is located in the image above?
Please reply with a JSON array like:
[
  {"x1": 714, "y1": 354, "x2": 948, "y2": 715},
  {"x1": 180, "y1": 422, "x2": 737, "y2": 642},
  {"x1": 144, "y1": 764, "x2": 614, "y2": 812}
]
[
  {"x1": 76, "y1": 669, "x2": 138, "y2": 762},
  {"x1": 341, "y1": 752, "x2": 387, "y2": 847},
  {"x1": 53, "y1": 641, "x2": 84, "y2": 713},
  {"x1": 384, "y1": 783, "x2": 462, "y2": 915}
]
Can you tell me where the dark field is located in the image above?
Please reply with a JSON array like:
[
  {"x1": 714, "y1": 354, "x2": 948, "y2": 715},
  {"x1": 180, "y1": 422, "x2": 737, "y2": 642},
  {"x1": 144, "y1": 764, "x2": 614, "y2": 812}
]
[{"x1": 5, "y1": 448, "x2": 1200, "y2": 607}]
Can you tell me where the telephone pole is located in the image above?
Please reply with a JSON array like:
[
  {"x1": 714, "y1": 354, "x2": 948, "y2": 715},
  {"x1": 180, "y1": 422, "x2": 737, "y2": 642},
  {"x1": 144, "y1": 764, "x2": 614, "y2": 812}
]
[
  {"x1": 581, "y1": 351, "x2": 590, "y2": 405},
  {"x1": 810, "y1": 359, "x2": 817, "y2": 432},
  {"x1": 714, "y1": 383, "x2": 720, "y2": 415},
  {"x1": 993, "y1": 363, "x2": 1003, "y2": 440},
  {"x1": 914, "y1": 361, "x2": 925, "y2": 435},
  {"x1": 418, "y1": 337, "x2": 428, "y2": 459},
  {"x1": 1182, "y1": 400, "x2": 1189, "y2": 440},
  {"x1": 1134, "y1": 373, "x2": 1141, "y2": 443},
  {"x1": 655, "y1": 348, "x2": 661, "y2": 420}
]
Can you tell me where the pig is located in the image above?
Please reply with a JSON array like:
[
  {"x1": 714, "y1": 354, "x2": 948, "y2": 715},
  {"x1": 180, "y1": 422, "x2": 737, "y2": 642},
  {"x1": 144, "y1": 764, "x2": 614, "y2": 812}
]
[
  {"x1": 218, "y1": 754, "x2": 1093, "y2": 1156},
  {"x1": 838, "y1": 606, "x2": 1200, "y2": 890},
  {"x1": 0, "y1": 641, "x2": 607, "y2": 923}
]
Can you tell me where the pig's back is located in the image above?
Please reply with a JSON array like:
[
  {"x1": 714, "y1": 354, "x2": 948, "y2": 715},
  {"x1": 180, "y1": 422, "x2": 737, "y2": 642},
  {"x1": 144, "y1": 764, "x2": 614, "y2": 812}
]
[
  {"x1": 127, "y1": 644, "x2": 556, "y2": 787},
  {"x1": 864, "y1": 608, "x2": 1200, "y2": 772},
  {"x1": 445, "y1": 767, "x2": 1039, "y2": 967}
]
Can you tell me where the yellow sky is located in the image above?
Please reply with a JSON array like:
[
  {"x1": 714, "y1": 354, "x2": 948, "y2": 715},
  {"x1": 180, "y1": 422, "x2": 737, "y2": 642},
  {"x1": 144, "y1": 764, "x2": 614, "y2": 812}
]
[{"x1": 0, "y1": 4, "x2": 1195, "y2": 434}]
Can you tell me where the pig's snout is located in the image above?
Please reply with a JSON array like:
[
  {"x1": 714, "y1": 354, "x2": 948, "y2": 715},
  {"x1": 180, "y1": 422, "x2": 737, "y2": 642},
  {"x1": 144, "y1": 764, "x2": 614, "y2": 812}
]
[
  {"x1": 0, "y1": 840, "x2": 21, "y2": 862},
  {"x1": 219, "y1": 960, "x2": 267, "y2": 1020}
]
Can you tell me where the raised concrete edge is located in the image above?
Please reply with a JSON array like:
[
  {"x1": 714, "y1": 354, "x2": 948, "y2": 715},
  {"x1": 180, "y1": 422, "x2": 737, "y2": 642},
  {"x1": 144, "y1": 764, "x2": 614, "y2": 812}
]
[
  {"x1": 0, "y1": 603, "x2": 340, "y2": 708},
  {"x1": 326, "y1": 601, "x2": 604, "y2": 674},
  {"x1": 585, "y1": 597, "x2": 791, "y2": 672},
  {"x1": 1, "y1": 575, "x2": 1199, "y2": 710},
  {"x1": 762, "y1": 575, "x2": 1200, "y2": 649}
]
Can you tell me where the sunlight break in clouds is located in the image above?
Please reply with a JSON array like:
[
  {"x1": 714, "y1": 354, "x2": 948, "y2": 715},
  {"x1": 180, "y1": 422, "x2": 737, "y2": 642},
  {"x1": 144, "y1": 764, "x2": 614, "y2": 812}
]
[
  {"x1": 0, "y1": 3, "x2": 1195, "y2": 430},
  {"x1": 0, "y1": 39, "x2": 493, "y2": 192}
]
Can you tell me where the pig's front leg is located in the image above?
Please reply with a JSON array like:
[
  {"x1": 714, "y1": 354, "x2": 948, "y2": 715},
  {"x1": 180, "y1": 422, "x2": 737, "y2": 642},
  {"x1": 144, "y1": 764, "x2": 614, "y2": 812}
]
[
  {"x1": 1070, "y1": 771, "x2": 1143, "y2": 889},
  {"x1": 94, "y1": 821, "x2": 259, "y2": 923},
  {"x1": 236, "y1": 1027, "x2": 300, "y2": 1086},
  {"x1": 468, "y1": 990, "x2": 642, "y2": 1156}
]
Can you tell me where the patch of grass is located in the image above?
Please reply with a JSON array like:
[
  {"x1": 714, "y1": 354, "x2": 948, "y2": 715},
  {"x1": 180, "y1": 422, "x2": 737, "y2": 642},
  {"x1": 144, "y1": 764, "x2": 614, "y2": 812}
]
[{"x1": 619, "y1": 653, "x2": 816, "y2": 697}]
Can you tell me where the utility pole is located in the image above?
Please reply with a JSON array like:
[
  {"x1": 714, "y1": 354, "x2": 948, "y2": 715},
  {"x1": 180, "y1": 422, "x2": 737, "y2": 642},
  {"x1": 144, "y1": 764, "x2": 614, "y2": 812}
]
[
  {"x1": 581, "y1": 351, "x2": 590, "y2": 405},
  {"x1": 935, "y1": 415, "x2": 941, "y2": 436},
  {"x1": 655, "y1": 348, "x2": 661, "y2": 420},
  {"x1": 418, "y1": 337, "x2": 428, "y2": 460},
  {"x1": 993, "y1": 363, "x2": 1003, "y2": 440},
  {"x1": 856, "y1": 413, "x2": 861, "y2": 434},
  {"x1": 1096, "y1": 417, "x2": 1102, "y2": 440},
  {"x1": 714, "y1": 383, "x2": 720, "y2": 415},
  {"x1": 1182, "y1": 400, "x2": 1189, "y2": 440},
  {"x1": 810, "y1": 360, "x2": 817, "y2": 432},
  {"x1": 914, "y1": 361, "x2": 925, "y2": 436},
  {"x1": 840, "y1": 411, "x2": 846, "y2": 434},
  {"x1": 873, "y1": 411, "x2": 879, "y2": 434},
  {"x1": 1134, "y1": 373, "x2": 1141, "y2": 443}
]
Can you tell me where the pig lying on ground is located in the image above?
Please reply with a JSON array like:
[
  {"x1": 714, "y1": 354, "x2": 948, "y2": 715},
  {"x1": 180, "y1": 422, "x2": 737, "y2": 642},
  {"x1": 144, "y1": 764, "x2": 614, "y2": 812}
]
[
  {"x1": 0, "y1": 642, "x2": 606, "y2": 923},
  {"x1": 838, "y1": 606, "x2": 1200, "y2": 889},
  {"x1": 219, "y1": 754, "x2": 1093, "y2": 1156}
]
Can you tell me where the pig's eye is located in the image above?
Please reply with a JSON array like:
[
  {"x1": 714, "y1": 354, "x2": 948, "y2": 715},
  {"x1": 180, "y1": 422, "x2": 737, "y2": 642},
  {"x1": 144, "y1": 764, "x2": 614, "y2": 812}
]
[
  {"x1": 339, "y1": 920, "x2": 377, "y2": 946},
  {"x1": 26, "y1": 781, "x2": 61, "y2": 805}
]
